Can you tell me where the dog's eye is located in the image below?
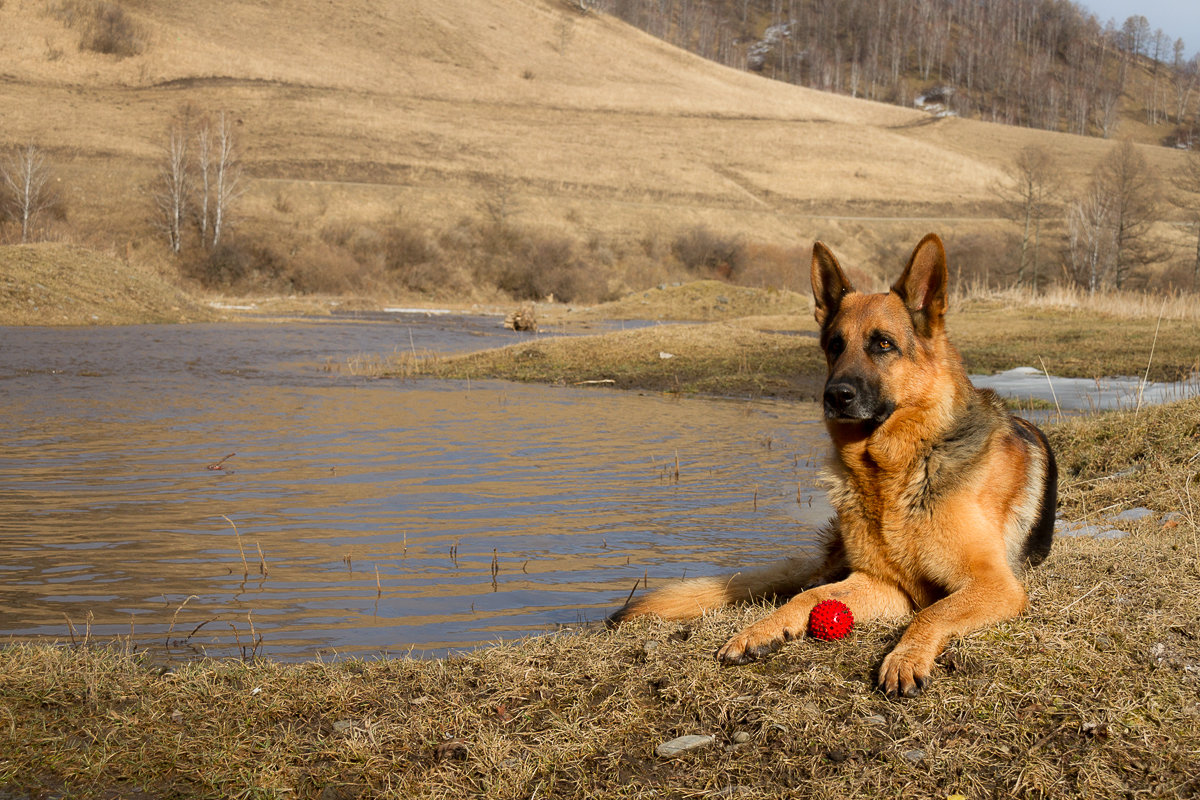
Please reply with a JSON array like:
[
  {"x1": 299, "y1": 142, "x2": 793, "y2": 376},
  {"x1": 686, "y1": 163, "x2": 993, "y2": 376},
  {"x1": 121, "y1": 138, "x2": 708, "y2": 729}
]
[
  {"x1": 870, "y1": 335, "x2": 898, "y2": 355},
  {"x1": 827, "y1": 336, "x2": 845, "y2": 357}
]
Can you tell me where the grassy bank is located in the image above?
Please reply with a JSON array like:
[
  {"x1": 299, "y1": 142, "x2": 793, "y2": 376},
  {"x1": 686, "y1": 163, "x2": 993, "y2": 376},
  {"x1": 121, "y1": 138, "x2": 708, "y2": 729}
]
[
  {"x1": 2, "y1": 397, "x2": 1198, "y2": 798},
  {"x1": 353, "y1": 284, "x2": 1200, "y2": 399},
  {"x1": 0, "y1": 244, "x2": 216, "y2": 326}
]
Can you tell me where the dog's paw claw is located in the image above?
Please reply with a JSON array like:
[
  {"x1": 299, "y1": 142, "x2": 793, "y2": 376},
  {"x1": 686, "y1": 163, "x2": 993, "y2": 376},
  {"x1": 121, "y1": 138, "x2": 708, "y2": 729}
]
[
  {"x1": 878, "y1": 649, "x2": 932, "y2": 698},
  {"x1": 716, "y1": 630, "x2": 786, "y2": 666}
]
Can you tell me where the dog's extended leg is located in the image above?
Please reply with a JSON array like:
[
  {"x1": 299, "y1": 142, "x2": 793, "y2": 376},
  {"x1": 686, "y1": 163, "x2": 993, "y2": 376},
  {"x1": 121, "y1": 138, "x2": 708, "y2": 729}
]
[
  {"x1": 716, "y1": 570, "x2": 913, "y2": 665},
  {"x1": 609, "y1": 528, "x2": 846, "y2": 625},
  {"x1": 877, "y1": 567, "x2": 1026, "y2": 697}
]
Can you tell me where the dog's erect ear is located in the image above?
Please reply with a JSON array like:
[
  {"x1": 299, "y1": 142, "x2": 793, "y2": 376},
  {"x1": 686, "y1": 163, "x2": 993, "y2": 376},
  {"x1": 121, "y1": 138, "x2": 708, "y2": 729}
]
[
  {"x1": 811, "y1": 242, "x2": 854, "y2": 327},
  {"x1": 891, "y1": 234, "x2": 948, "y2": 335}
]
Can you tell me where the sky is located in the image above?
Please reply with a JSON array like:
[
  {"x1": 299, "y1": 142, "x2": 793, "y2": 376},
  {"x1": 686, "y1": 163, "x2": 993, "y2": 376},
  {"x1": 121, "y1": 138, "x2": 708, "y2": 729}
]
[{"x1": 1080, "y1": 0, "x2": 1200, "y2": 59}]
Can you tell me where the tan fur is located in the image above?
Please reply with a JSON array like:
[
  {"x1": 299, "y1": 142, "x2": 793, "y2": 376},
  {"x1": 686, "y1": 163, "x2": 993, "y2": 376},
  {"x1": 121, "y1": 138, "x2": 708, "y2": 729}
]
[{"x1": 611, "y1": 234, "x2": 1057, "y2": 698}]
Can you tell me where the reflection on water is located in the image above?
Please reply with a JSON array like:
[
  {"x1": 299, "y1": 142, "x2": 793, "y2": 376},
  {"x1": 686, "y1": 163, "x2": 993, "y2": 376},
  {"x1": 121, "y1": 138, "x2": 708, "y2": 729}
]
[{"x1": 0, "y1": 317, "x2": 830, "y2": 659}]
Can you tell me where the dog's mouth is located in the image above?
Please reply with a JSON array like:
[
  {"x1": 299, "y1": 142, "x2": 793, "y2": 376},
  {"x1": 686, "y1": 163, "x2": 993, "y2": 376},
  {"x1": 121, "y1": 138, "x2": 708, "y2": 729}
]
[
  {"x1": 824, "y1": 404, "x2": 894, "y2": 428},
  {"x1": 823, "y1": 379, "x2": 894, "y2": 426}
]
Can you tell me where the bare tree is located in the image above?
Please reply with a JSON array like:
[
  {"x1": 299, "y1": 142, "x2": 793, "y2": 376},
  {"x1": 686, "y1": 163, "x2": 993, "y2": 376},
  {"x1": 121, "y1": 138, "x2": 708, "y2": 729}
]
[
  {"x1": 1169, "y1": 147, "x2": 1200, "y2": 291},
  {"x1": 194, "y1": 120, "x2": 213, "y2": 245},
  {"x1": 1, "y1": 142, "x2": 56, "y2": 243},
  {"x1": 1065, "y1": 185, "x2": 1115, "y2": 293},
  {"x1": 153, "y1": 121, "x2": 190, "y2": 254},
  {"x1": 153, "y1": 108, "x2": 243, "y2": 254},
  {"x1": 994, "y1": 145, "x2": 1062, "y2": 288},
  {"x1": 1093, "y1": 139, "x2": 1166, "y2": 288},
  {"x1": 208, "y1": 112, "x2": 241, "y2": 249},
  {"x1": 1172, "y1": 51, "x2": 1197, "y2": 126}
]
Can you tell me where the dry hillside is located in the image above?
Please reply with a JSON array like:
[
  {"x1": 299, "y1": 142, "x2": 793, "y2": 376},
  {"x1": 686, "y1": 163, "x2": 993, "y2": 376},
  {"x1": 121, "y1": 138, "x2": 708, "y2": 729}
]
[{"x1": 1, "y1": 0, "x2": 1196, "y2": 299}]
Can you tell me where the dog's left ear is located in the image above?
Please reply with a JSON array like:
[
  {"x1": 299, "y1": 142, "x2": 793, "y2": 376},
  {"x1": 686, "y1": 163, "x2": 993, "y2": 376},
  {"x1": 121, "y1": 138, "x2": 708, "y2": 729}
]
[{"x1": 891, "y1": 233, "x2": 947, "y2": 336}]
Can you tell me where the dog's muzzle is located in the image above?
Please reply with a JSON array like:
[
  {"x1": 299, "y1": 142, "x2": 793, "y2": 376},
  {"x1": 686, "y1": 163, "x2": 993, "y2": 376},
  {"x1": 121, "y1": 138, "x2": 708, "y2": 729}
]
[{"x1": 823, "y1": 377, "x2": 894, "y2": 425}]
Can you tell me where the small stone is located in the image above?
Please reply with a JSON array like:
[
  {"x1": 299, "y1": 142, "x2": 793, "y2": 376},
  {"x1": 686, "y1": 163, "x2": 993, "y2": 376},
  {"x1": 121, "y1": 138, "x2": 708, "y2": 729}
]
[
  {"x1": 825, "y1": 747, "x2": 850, "y2": 763},
  {"x1": 332, "y1": 720, "x2": 354, "y2": 734},
  {"x1": 1058, "y1": 522, "x2": 1128, "y2": 539},
  {"x1": 1094, "y1": 528, "x2": 1130, "y2": 540},
  {"x1": 656, "y1": 734, "x2": 716, "y2": 757},
  {"x1": 902, "y1": 749, "x2": 926, "y2": 763},
  {"x1": 1113, "y1": 507, "x2": 1154, "y2": 522},
  {"x1": 435, "y1": 740, "x2": 469, "y2": 761},
  {"x1": 862, "y1": 714, "x2": 887, "y2": 726},
  {"x1": 731, "y1": 731, "x2": 751, "y2": 744},
  {"x1": 169, "y1": 709, "x2": 183, "y2": 724}
]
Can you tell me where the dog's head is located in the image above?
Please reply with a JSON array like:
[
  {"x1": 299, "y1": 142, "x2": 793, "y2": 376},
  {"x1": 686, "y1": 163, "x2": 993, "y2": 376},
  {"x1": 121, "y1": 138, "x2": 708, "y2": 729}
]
[{"x1": 810, "y1": 234, "x2": 949, "y2": 429}]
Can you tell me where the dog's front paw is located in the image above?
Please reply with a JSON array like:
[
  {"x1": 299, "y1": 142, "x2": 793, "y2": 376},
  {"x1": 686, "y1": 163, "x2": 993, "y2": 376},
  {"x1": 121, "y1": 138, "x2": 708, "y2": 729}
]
[
  {"x1": 715, "y1": 620, "x2": 800, "y2": 665},
  {"x1": 878, "y1": 646, "x2": 934, "y2": 698}
]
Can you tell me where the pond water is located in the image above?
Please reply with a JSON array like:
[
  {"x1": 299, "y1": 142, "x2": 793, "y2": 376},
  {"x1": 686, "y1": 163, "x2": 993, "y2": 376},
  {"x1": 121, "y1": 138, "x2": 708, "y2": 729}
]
[{"x1": 0, "y1": 315, "x2": 832, "y2": 660}]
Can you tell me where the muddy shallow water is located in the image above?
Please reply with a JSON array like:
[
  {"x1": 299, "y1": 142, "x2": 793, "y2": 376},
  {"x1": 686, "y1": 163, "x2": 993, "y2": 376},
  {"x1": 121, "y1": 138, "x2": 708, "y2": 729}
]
[{"x1": 0, "y1": 315, "x2": 832, "y2": 659}]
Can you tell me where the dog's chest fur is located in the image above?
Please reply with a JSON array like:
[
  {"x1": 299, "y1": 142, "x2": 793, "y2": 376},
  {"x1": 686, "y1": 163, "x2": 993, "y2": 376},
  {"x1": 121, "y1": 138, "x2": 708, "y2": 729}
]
[{"x1": 826, "y1": 392, "x2": 1003, "y2": 598}]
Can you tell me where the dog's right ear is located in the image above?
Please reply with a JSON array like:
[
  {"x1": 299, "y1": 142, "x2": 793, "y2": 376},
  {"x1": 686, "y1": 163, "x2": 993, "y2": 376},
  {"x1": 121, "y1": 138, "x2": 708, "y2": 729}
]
[{"x1": 811, "y1": 242, "x2": 854, "y2": 327}]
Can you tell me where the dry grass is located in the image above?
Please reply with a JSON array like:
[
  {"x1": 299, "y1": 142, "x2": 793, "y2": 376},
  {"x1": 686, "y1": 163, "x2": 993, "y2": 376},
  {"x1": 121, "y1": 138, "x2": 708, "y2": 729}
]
[
  {"x1": 953, "y1": 282, "x2": 1200, "y2": 322},
  {"x1": 551, "y1": 279, "x2": 813, "y2": 322},
  {"x1": 0, "y1": 243, "x2": 216, "y2": 325},
  {"x1": 2, "y1": 398, "x2": 1197, "y2": 798},
  {"x1": 368, "y1": 318, "x2": 828, "y2": 400}
]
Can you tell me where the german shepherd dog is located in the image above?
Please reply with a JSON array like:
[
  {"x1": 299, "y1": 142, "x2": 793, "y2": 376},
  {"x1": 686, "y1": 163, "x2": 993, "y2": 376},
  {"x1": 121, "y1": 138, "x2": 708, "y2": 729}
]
[{"x1": 611, "y1": 234, "x2": 1057, "y2": 697}]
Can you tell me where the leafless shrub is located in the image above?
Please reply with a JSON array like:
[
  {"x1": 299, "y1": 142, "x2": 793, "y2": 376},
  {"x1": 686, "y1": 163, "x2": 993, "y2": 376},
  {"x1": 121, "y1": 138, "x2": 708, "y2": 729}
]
[
  {"x1": 187, "y1": 240, "x2": 255, "y2": 288},
  {"x1": 384, "y1": 222, "x2": 440, "y2": 271},
  {"x1": 52, "y1": 0, "x2": 147, "y2": 58},
  {"x1": 736, "y1": 242, "x2": 806, "y2": 291},
  {"x1": 671, "y1": 225, "x2": 745, "y2": 279},
  {"x1": 319, "y1": 221, "x2": 357, "y2": 249},
  {"x1": 481, "y1": 228, "x2": 600, "y2": 302},
  {"x1": 941, "y1": 230, "x2": 1022, "y2": 290},
  {"x1": 81, "y1": 2, "x2": 146, "y2": 57},
  {"x1": 288, "y1": 241, "x2": 374, "y2": 294}
]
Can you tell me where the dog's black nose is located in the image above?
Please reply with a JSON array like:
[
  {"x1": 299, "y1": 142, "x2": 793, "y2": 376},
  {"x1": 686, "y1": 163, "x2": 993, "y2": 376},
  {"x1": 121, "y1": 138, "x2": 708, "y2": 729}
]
[{"x1": 824, "y1": 382, "x2": 857, "y2": 412}]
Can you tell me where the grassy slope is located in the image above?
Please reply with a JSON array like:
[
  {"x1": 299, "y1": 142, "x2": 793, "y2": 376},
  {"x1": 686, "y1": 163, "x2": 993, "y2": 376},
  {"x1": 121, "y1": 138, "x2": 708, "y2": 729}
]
[
  {"x1": 0, "y1": 244, "x2": 215, "y2": 325},
  {"x1": 3, "y1": 0, "x2": 1194, "y2": 278}
]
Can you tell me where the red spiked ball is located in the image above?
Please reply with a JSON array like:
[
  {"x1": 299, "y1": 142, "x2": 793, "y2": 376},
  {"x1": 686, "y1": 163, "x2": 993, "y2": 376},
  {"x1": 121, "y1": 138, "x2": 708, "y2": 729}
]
[{"x1": 808, "y1": 599, "x2": 854, "y2": 641}]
